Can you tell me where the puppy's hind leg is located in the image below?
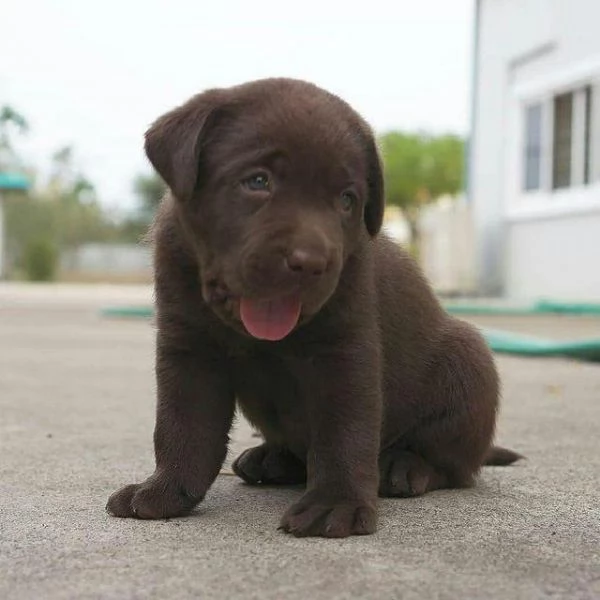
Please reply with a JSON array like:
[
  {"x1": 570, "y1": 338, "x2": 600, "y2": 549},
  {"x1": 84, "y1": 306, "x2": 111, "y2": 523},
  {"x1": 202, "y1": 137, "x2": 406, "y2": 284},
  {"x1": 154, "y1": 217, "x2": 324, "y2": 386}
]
[{"x1": 380, "y1": 319, "x2": 501, "y2": 497}]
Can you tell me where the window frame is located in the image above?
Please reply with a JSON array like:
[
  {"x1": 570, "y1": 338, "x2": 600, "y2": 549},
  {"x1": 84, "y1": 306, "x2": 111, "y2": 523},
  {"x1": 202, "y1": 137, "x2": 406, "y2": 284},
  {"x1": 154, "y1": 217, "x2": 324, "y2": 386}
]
[
  {"x1": 522, "y1": 102, "x2": 544, "y2": 192},
  {"x1": 508, "y1": 56, "x2": 600, "y2": 222}
]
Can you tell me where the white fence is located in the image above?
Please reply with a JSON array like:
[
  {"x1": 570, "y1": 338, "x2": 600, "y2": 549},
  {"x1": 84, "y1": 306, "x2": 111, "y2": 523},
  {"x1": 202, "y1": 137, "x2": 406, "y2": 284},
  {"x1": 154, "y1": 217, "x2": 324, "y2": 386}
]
[
  {"x1": 418, "y1": 196, "x2": 476, "y2": 296},
  {"x1": 61, "y1": 243, "x2": 152, "y2": 280}
]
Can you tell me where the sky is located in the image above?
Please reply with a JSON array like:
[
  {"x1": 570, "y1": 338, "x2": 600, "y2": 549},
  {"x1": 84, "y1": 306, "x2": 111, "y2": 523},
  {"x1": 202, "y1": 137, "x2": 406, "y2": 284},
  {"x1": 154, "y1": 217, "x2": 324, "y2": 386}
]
[{"x1": 0, "y1": 0, "x2": 474, "y2": 214}]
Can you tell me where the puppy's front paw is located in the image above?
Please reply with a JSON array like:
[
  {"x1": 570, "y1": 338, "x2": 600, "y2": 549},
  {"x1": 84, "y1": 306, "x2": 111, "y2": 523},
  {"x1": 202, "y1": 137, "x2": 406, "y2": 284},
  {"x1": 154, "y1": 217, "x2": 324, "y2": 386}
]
[
  {"x1": 279, "y1": 492, "x2": 377, "y2": 538},
  {"x1": 232, "y1": 444, "x2": 306, "y2": 485},
  {"x1": 106, "y1": 474, "x2": 202, "y2": 519}
]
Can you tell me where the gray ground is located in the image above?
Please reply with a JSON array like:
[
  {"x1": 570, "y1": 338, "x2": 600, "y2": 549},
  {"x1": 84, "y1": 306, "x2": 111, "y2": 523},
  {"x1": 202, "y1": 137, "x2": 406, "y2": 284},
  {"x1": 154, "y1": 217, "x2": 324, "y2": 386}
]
[{"x1": 1, "y1": 283, "x2": 599, "y2": 600}]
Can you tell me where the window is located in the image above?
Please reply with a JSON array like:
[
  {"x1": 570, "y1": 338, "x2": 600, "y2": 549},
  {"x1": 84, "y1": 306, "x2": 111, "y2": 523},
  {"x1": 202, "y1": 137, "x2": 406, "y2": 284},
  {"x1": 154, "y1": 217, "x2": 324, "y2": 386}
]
[
  {"x1": 522, "y1": 84, "x2": 596, "y2": 193},
  {"x1": 523, "y1": 103, "x2": 543, "y2": 191},
  {"x1": 552, "y1": 92, "x2": 573, "y2": 189},
  {"x1": 584, "y1": 85, "x2": 593, "y2": 184}
]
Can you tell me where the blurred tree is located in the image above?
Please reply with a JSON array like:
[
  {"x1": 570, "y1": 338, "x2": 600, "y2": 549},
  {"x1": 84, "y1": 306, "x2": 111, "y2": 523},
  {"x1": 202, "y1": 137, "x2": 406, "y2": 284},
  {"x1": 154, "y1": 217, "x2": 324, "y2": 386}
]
[
  {"x1": 3, "y1": 141, "x2": 116, "y2": 277},
  {"x1": 379, "y1": 132, "x2": 465, "y2": 253},
  {"x1": 115, "y1": 216, "x2": 149, "y2": 244},
  {"x1": 0, "y1": 105, "x2": 29, "y2": 169},
  {"x1": 425, "y1": 135, "x2": 465, "y2": 199},
  {"x1": 0, "y1": 107, "x2": 148, "y2": 279},
  {"x1": 42, "y1": 145, "x2": 112, "y2": 248},
  {"x1": 133, "y1": 172, "x2": 165, "y2": 221},
  {"x1": 111, "y1": 171, "x2": 166, "y2": 244},
  {"x1": 22, "y1": 237, "x2": 58, "y2": 281}
]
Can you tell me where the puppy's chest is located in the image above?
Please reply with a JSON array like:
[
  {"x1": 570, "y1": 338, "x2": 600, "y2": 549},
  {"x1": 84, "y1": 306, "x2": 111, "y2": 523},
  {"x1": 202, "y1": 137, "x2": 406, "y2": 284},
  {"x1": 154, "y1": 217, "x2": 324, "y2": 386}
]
[
  {"x1": 229, "y1": 352, "x2": 316, "y2": 431},
  {"x1": 229, "y1": 350, "x2": 315, "y2": 398}
]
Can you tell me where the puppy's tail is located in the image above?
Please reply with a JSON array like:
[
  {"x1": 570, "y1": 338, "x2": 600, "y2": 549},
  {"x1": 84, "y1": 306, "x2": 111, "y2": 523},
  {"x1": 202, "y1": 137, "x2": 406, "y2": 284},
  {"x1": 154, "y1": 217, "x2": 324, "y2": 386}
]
[{"x1": 484, "y1": 446, "x2": 524, "y2": 466}]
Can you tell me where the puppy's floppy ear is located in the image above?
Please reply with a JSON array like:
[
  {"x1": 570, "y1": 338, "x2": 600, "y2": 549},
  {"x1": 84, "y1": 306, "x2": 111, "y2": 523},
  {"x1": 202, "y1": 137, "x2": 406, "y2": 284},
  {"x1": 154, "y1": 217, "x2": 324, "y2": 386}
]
[
  {"x1": 144, "y1": 90, "x2": 224, "y2": 201},
  {"x1": 362, "y1": 128, "x2": 385, "y2": 237}
]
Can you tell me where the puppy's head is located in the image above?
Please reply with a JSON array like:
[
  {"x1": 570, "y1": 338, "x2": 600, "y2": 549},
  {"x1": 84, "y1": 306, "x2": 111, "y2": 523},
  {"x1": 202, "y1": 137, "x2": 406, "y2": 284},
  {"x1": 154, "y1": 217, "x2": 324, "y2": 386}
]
[{"x1": 146, "y1": 78, "x2": 384, "y2": 341}]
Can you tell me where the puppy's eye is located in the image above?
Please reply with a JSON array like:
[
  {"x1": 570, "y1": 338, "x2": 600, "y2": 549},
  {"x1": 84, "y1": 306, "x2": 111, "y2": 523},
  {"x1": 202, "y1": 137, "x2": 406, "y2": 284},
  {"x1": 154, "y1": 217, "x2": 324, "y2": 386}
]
[
  {"x1": 242, "y1": 172, "x2": 270, "y2": 192},
  {"x1": 339, "y1": 191, "x2": 357, "y2": 213}
]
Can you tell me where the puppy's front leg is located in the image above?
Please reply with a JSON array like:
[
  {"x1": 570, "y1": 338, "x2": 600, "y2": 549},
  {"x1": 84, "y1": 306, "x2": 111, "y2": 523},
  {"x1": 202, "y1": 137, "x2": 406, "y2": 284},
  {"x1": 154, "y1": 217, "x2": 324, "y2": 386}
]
[
  {"x1": 107, "y1": 336, "x2": 235, "y2": 519},
  {"x1": 280, "y1": 341, "x2": 382, "y2": 537}
]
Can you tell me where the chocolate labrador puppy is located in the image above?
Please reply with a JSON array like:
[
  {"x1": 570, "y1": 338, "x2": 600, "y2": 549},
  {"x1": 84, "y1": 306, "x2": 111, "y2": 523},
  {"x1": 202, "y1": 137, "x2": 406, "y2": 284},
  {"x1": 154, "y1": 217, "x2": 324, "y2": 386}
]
[{"x1": 107, "y1": 78, "x2": 520, "y2": 537}]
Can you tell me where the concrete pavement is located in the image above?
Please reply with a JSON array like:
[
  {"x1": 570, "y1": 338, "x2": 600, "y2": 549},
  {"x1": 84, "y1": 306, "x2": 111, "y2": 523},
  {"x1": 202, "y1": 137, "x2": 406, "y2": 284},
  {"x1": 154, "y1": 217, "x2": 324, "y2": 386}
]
[{"x1": 1, "y1": 284, "x2": 599, "y2": 599}]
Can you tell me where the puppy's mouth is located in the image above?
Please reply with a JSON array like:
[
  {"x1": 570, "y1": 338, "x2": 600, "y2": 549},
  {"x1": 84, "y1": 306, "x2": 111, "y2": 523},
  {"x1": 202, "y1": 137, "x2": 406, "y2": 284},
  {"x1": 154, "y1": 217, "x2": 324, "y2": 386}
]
[
  {"x1": 239, "y1": 295, "x2": 302, "y2": 341},
  {"x1": 204, "y1": 279, "x2": 304, "y2": 341}
]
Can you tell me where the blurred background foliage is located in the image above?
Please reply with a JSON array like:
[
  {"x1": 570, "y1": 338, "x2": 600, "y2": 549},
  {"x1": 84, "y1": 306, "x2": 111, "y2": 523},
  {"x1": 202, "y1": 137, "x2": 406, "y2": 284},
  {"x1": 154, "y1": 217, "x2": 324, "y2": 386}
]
[{"x1": 0, "y1": 103, "x2": 463, "y2": 281}]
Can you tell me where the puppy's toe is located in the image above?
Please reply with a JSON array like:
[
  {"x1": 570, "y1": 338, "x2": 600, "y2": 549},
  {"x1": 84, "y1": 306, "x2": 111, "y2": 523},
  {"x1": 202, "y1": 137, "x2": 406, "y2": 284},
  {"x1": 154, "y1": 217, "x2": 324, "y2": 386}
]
[
  {"x1": 232, "y1": 445, "x2": 306, "y2": 485},
  {"x1": 232, "y1": 446, "x2": 268, "y2": 484},
  {"x1": 106, "y1": 483, "x2": 140, "y2": 517},
  {"x1": 379, "y1": 450, "x2": 441, "y2": 497},
  {"x1": 106, "y1": 476, "x2": 202, "y2": 520},
  {"x1": 280, "y1": 493, "x2": 377, "y2": 538}
]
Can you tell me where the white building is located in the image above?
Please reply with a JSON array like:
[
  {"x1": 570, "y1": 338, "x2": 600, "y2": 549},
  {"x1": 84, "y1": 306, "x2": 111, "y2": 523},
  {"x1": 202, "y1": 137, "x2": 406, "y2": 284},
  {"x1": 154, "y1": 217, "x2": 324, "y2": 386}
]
[{"x1": 469, "y1": 0, "x2": 600, "y2": 300}]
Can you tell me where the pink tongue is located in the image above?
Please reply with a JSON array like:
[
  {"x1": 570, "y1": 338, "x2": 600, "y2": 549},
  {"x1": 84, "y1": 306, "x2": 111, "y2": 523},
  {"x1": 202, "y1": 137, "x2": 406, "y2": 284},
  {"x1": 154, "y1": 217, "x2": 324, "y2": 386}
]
[{"x1": 240, "y1": 296, "x2": 302, "y2": 341}]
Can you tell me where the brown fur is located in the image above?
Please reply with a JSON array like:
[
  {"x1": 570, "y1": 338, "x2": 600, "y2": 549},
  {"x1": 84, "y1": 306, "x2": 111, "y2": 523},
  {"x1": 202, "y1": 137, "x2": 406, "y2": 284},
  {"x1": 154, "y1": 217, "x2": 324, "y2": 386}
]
[{"x1": 106, "y1": 78, "x2": 520, "y2": 537}]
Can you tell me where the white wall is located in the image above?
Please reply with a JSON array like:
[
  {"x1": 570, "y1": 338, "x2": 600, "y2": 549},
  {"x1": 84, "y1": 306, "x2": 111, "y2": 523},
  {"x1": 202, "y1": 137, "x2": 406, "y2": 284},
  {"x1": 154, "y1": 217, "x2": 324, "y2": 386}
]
[
  {"x1": 506, "y1": 212, "x2": 600, "y2": 301},
  {"x1": 472, "y1": 0, "x2": 600, "y2": 299}
]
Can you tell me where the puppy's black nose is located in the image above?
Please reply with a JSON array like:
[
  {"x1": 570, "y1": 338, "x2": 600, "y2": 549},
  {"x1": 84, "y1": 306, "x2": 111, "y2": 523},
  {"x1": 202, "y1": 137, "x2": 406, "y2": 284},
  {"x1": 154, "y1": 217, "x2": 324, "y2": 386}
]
[{"x1": 285, "y1": 248, "x2": 328, "y2": 277}]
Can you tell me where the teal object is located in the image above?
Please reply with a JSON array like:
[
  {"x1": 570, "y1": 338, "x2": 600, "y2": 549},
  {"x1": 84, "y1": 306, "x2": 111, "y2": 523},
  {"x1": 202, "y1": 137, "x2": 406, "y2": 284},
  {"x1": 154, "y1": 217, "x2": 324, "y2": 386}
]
[
  {"x1": 444, "y1": 304, "x2": 532, "y2": 316},
  {"x1": 101, "y1": 306, "x2": 154, "y2": 318},
  {"x1": 445, "y1": 299, "x2": 600, "y2": 317},
  {"x1": 533, "y1": 300, "x2": 600, "y2": 315},
  {"x1": 481, "y1": 328, "x2": 600, "y2": 362},
  {"x1": 0, "y1": 172, "x2": 29, "y2": 190},
  {"x1": 105, "y1": 300, "x2": 600, "y2": 320}
]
